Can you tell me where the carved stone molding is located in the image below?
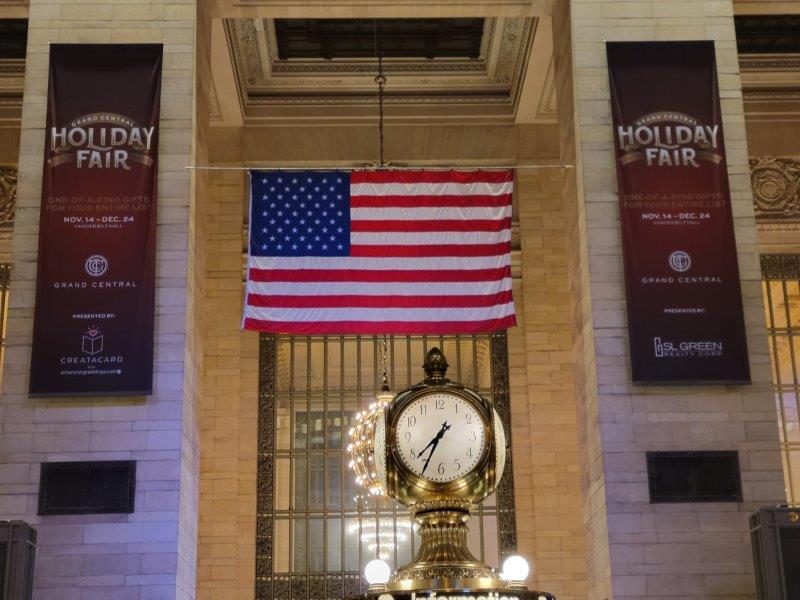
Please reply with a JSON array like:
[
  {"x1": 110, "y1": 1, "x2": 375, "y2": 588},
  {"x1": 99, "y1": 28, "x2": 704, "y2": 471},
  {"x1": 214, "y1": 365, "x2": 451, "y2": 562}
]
[
  {"x1": 0, "y1": 58, "x2": 24, "y2": 124},
  {"x1": 750, "y1": 156, "x2": 800, "y2": 220},
  {"x1": 0, "y1": 167, "x2": 17, "y2": 227},
  {"x1": 740, "y1": 53, "x2": 800, "y2": 120}
]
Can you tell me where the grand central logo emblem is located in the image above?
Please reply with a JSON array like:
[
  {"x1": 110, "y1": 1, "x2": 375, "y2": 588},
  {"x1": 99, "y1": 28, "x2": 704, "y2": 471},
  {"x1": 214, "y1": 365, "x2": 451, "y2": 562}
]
[
  {"x1": 49, "y1": 112, "x2": 156, "y2": 170},
  {"x1": 84, "y1": 254, "x2": 109, "y2": 277},
  {"x1": 668, "y1": 250, "x2": 692, "y2": 273},
  {"x1": 616, "y1": 111, "x2": 723, "y2": 168}
]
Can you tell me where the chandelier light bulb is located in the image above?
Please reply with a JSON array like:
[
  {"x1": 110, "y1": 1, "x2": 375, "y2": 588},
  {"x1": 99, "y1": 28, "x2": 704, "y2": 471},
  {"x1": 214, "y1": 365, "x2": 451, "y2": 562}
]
[
  {"x1": 501, "y1": 555, "x2": 530, "y2": 583},
  {"x1": 363, "y1": 559, "x2": 392, "y2": 586}
]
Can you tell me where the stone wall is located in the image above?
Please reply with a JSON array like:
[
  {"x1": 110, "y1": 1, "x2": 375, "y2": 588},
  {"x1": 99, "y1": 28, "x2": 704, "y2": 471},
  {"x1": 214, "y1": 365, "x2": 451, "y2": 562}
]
[
  {"x1": 508, "y1": 167, "x2": 588, "y2": 600},
  {"x1": 552, "y1": 1, "x2": 787, "y2": 599},
  {"x1": 196, "y1": 170, "x2": 259, "y2": 600},
  {"x1": 0, "y1": 2, "x2": 199, "y2": 599}
]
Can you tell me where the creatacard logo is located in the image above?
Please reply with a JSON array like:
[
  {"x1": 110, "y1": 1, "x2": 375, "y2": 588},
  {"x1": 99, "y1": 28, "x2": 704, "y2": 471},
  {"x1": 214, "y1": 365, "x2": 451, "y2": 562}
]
[
  {"x1": 49, "y1": 113, "x2": 156, "y2": 170},
  {"x1": 616, "y1": 112, "x2": 722, "y2": 168},
  {"x1": 653, "y1": 337, "x2": 723, "y2": 358},
  {"x1": 81, "y1": 326, "x2": 104, "y2": 355}
]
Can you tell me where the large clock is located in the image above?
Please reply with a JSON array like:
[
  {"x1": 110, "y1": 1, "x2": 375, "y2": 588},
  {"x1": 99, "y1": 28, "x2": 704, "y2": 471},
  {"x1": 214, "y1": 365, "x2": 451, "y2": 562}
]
[
  {"x1": 371, "y1": 346, "x2": 507, "y2": 592},
  {"x1": 394, "y1": 391, "x2": 485, "y2": 482}
]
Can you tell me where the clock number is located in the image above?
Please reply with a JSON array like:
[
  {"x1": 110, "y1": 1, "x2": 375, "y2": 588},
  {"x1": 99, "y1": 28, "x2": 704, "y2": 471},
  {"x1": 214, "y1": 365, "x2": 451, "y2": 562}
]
[
  {"x1": 437, "y1": 463, "x2": 445, "y2": 475},
  {"x1": 467, "y1": 447, "x2": 473, "y2": 458},
  {"x1": 435, "y1": 399, "x2": 445, "y2": 410},
  {"x1": 465, "y1": 413, "x2": 473, "y2": 424},
  {"x1": 454, "y1": 459, "x2": 461, "y2": 471},
  {"x1": 411, "y1": 449, "x2": 416, "y2": 459},
  {"x1": 404, "y1": 431, "x2": 411, "y2": 442},
  {"x1": 469, "y1": 430, "x2": 477, "y2": 443},
  {"x1": 419, "y1": 404, "x2": 427, "y2": 415},
  {"x1": 407, "y1": 416, "x2": 416, "y2": 427}
]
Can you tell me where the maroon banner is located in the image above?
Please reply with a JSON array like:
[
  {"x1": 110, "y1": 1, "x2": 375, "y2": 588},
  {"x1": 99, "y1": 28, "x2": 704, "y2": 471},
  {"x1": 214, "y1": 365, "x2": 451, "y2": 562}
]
[
  {"x1": 607, "y1": 41, "x2": 750, "y2": 384},
  {"x1": 29, "y1": 44, "x2": 162, "y2": 396}
]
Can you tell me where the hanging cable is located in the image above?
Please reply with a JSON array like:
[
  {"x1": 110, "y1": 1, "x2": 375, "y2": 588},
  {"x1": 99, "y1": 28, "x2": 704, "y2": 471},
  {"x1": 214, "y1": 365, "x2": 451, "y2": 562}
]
[{"x1": 373, "y1": 19, "x2": 387, "y2": 167}]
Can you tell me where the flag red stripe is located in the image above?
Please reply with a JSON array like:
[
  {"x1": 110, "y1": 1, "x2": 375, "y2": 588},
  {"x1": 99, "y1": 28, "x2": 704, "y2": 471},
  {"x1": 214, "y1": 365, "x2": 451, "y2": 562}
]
[
  {"x1": 243, "y1": 315, "x2": 517, "y2": 335},
  {"x1": 350, "y1": 242, "x2": 510, "y2": 258},
  {"x1": 248, "y1": 266, "x2": 512, "y2": 283},
  {"x1": 350, "y1": 170, "x2": 513, "y2": 184},
  {"x1": 247, "y1": 291, "x2": 514, "y2": 309},
  {"x1": 350, "y1": 218, "x2": 512, "y2": 232},
  {"x1": 350, "y1": 194, "x2": 511, "y2": 208}
]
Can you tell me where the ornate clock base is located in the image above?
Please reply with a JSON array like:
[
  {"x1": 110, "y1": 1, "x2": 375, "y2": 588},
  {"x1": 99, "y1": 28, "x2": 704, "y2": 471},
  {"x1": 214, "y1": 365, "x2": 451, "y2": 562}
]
[{"x1": 388, "y1": 505, "x2": 505, "y2": 592}]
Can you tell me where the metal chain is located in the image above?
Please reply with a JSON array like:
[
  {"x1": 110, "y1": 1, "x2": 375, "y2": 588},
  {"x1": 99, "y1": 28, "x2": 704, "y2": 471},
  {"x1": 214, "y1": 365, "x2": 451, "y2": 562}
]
[
  {"x1": 373, "y1": 19, "x2": 387, "y2": 167},
  {"x1": 380, "y1": 334, "x2": 389, "y2": 389}
]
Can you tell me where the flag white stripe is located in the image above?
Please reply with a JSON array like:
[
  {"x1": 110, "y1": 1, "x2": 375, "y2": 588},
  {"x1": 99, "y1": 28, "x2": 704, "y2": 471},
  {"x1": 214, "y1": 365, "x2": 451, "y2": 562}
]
[
  {"x1": 351, "y1": 182, "x2": 513, "y2": 196},
  {"x1": 350, "y1": 206, "x2": 511, "y2": 221},
  {"x1": 244, "y1": 302, "x2": 516, "y2": 323},
  {"x1": 247, "y1": 278, "x2": 513, "y2": 297},
  {"x1": 248, "y1": 254, "x2": 511, "y2": 271},
  {"x1": 349, "y1": 230, "x2": 511, "y2": 245}
]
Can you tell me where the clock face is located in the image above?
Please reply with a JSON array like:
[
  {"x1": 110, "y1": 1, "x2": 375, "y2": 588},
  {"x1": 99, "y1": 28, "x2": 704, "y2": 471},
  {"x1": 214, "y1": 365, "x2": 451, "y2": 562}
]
[{"x1": 394, "y1": 392, "x2": 486, "y2": 483}]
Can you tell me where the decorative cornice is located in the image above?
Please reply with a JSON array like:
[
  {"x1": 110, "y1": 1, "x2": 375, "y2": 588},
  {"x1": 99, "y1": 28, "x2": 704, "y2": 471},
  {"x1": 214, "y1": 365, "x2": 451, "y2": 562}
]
[
  {"x1": 739, "y1": 53, "x2": 800, "y2": 71},
  {"x1": 744, "y1": 91, "x2": 800, "y2": 101},
  {"x1": 739, "y1": 53, "x2": 800, "y2": 111},
  {"x1": 751, "y1": 156, "x2": 800, "y2": 220}
]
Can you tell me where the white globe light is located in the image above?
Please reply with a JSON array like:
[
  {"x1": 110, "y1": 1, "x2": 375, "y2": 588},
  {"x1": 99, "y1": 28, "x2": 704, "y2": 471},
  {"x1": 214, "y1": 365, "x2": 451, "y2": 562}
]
[
  {"x1": 501, "y1": 555, "x2": 530, "y2": 582},
  {"x1": 364, "y1": 559, "x2": 392, "y2": 585}
]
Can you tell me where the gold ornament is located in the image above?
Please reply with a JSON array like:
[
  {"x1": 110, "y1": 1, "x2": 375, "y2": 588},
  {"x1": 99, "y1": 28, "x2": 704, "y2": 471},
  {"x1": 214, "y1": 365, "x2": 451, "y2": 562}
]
[{"x1": 370, "y1": 347, "x2": 508, "y2": 592}]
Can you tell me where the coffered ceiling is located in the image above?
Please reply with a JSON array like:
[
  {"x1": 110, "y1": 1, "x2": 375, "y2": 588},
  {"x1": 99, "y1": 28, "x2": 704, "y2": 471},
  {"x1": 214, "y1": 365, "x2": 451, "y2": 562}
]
[{"x1": 213, "y1": 16, "x2": 557, "y2": 125}]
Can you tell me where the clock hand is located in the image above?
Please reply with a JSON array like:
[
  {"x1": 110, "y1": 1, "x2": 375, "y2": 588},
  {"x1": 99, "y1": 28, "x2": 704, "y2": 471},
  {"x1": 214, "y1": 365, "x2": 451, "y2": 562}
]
[
  {"x1": 421, "y1": 439, "x2": 439, "y2": 475},
  {"x1": 416, "y1": 421, "x2": 450, "y2": 458},
  {"x1": 420, "y1": 422, "x2": 450, "y2": 475}
]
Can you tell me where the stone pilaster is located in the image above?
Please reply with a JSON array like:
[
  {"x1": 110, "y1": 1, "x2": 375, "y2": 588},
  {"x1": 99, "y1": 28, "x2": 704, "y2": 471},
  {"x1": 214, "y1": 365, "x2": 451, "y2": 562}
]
[
  {"x1": 0, "y1": 2, "x2": 199, "y2": 599},
  {"x1": 553, "y1": 1, "x2": 786, "y2": 598}
]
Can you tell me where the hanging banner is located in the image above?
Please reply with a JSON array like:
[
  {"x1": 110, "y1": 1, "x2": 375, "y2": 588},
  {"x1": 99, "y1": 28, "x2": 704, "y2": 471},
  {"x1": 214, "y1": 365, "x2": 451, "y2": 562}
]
[
  {"x1": 29, "y1": 44, "x2": 162, "y2": 396},
  {"x1": 607, "y1": 41, "x2": 750, "y2": 384}
]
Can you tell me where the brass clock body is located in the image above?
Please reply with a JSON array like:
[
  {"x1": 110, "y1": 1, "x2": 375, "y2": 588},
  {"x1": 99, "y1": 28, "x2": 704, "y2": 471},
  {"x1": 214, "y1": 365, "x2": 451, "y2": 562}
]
[{"x1": 374, "y1": 347, "x2": 507, "y2": 592}]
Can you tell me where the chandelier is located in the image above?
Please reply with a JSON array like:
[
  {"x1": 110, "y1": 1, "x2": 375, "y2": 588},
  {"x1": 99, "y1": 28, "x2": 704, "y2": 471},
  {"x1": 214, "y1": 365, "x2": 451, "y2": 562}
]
[
  {"x1": 347, "y1": 336, "x2": 393, "y2": 496},
  {"x1": 347, "y1": 518, "x2": 413, "y2": 560}
]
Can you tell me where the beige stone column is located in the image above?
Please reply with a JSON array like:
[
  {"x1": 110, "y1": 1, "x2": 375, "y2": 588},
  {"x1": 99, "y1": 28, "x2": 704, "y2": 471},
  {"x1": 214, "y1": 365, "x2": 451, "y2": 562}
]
[
  {"x1": 553, "y1": 1, "x2": 786, "y2": 599},
  {"x1": 507, "y1": 168, "x2": 588, "y2": 600},
  {"x1": 0, "y1": 1, "x2": 200, "y2": 599}
]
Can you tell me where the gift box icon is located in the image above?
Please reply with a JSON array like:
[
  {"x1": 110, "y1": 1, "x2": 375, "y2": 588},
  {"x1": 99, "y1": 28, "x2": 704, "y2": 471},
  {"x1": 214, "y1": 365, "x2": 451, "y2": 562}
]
[{"x1": 82, "y1": 327, "x2": 104, "y2": 355}]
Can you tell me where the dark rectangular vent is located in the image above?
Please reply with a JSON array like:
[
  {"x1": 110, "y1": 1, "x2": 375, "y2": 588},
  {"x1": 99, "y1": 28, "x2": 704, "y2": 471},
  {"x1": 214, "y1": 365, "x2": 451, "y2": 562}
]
[
  {"x1": 38, "y1": 461, "x2": 136, "y2": 515},
  {"x1": 0, "y1": 20, "x2": 27, "y2": 59},
  {"x1": 647, "y1": 451, "x2": 742, "y2": 503},
  {"x1": 274, "y1": 18, "x2": 485, "y2": 60}
]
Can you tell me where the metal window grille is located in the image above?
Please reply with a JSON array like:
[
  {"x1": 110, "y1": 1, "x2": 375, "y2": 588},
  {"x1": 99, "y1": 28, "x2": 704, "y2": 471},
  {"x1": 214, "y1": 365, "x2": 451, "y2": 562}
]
[
  {"x1": 761, "y1": 254, "x2": 800, "y2": 503},
  {"x1": 257, "y1": 332, "x2": 517, "y2": 600}
]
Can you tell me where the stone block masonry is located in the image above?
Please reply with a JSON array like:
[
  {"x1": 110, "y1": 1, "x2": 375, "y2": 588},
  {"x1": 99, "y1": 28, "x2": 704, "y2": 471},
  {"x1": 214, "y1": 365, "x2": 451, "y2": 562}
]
[{"x1": 0, "y1": 2, "x2": 199, "y2": 599}]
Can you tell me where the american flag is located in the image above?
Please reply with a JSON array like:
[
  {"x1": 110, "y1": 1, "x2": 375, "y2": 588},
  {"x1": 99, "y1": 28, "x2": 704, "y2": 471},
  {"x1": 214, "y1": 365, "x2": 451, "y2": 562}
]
[{"x1": 243, "y1": 169, "x2": 516, "y2": 334}]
